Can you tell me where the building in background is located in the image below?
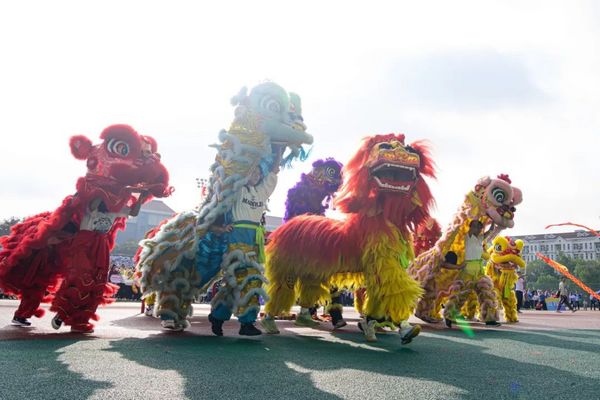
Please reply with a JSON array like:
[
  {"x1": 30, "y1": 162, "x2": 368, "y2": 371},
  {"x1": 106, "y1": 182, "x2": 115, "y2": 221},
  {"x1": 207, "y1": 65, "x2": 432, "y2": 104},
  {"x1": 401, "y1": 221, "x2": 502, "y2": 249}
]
[
  {"x1": 264, "y1": 215, "x2": 283, "y2": 233},
  {"x1": 515, "y1": 230, "x2": 600, "y2": 263},
  {"x1": 115, "y1": 200, "x2": 175, "y2": 245}
]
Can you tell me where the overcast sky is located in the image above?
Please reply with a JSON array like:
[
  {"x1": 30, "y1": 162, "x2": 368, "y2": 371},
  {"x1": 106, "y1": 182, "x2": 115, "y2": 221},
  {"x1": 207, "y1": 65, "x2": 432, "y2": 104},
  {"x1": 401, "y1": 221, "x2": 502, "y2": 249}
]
[{"x1": 1, "y1": 1, "x2": 598, "y2": 236}]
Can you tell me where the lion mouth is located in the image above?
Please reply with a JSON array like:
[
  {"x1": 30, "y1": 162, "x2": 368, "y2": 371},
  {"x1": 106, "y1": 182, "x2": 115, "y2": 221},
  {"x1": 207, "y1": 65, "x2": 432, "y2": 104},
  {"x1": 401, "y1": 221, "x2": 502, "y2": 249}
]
[
  {"x1": 487, "y1": 205, "x2": 516, "y2": 228},
  {"x1": 371, "y1": 163, "x2": 417, "y2": 192},
  {"x1": 491, "y1": 254, "x2": 525, "y2": 269}
]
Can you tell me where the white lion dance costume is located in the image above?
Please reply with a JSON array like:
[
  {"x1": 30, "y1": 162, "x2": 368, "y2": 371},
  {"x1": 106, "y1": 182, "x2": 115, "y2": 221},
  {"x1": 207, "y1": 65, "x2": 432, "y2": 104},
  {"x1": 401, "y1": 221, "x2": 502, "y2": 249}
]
[{"x1": 136, "y1": 82, "x2": 313, "y2": 333}]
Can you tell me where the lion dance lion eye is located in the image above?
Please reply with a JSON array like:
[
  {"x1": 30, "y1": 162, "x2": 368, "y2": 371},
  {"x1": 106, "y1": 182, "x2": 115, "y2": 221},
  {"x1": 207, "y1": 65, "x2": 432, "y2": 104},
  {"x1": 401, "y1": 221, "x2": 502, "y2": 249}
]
[
  {"x1": 325, "y1": 167, "x2": 336, "y2": 177},
  {"x1": 495, "y1": 244, "x2": 502, "y2": 252},
  {"x1": 378, "y1": 143, "x2": 393, "y2": 150},
  {"x1": 491, "y1": 187, "x2": 506, "y2": 203},
  {"x1": 107, "y1": 139, "x2": 130, "y2": 157},
  {"x1": 259, "y1": 96, "x2": 281, "y2": 113}
]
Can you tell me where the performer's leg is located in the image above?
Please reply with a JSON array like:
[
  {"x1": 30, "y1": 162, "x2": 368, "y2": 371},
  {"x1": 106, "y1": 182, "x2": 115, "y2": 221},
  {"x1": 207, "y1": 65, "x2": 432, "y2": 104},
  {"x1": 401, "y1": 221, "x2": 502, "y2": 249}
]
[
  {"x1": 154, "y1": 264, "x2": 199, "y2": 331},
  {"x1": 235, "y1": 266, "x2": 264, "y2": 336},
  {"x1": 415, "y1": 275, "x2": 441, "y2": 323},
  {"x1": 476, "y1": 275, "x2": 500, "y2": 325},
  {"x1": 263, "y1": 274, "x2": 297, "y2": 318},
  {"x1": 460, "y1": 291, "x2": 479, "y2": 320},
  {"x1": 295, "y1": 279, "x2": 329, "y2": 328},
  {"x1": 516, "y1": 290, "x2": 523, "y2": 312},
  {"x1": 354, "y1": 287, "x2": 366, "y2": 317},
  {"x1": 443, "y1": 279, "x2": 471, "y2": 326},
  {"x1": 208, "y1": 286, "x2": 232, "y2": 336},
  {"x1": 261, "y1": 274, "x2": 296, "y2": 334},
  {"x1": 12, "y1": 286, "x2": 46, "y2": 325},
  {"x1": 144, "y1": 292, "x2": 156, "y2": 316},
  {"x1": 503, "y1": 292, "x2": 518, "y2": 322},
  {"x1": 7, "y1": 247, "x2": 58, "y2": 325},
  {"x1": 363, "y1": 266, "x2": 422, "y2": 342},
  {"x1": 51, "y1": 238, "x2": 115, "y2": 333},
  {"x1": 328, "y1": 287, "x2": 347, "y2": 329},
  {"x1": 563, "y1": 295, "x2": 575, "y2": 312}
]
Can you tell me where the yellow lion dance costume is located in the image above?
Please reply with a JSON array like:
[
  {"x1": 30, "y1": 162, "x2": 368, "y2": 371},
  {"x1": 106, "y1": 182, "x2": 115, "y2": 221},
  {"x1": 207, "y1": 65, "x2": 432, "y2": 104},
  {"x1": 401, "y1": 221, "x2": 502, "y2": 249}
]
[
  {"x1": 260, "y1": 133, "x2": 436, "y2": 343},
  {"x1": 409, "y1": 174, "x2": 523, "y2": 323},
  {"x1": 485, "y1": 236, "x2": 525, "y2": 322}
]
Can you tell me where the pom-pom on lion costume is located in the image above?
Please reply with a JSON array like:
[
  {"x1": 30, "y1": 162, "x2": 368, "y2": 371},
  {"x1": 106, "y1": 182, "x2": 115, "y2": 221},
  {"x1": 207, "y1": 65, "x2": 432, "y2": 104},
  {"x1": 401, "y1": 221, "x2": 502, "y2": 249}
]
[
  {"x1": 485, "y1": 236, "x2": 525, "y2": 322},
  {"x1": 136, "y1": 82, "x2": 313, "y2": 332},
  {"x1": 0, "y1": 125, "x2": 172, "y2": 332},
  {"x1": 410, "y1": 174, "x2": 523, "y2": 323},
  {"x1": 260, "y1": 133, "x2": 435, "y2": 343}
]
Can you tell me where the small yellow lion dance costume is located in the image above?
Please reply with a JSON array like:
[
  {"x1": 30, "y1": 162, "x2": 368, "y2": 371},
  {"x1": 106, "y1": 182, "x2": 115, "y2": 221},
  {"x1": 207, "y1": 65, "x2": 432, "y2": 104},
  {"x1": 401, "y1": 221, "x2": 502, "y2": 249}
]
[{"x1": 485, "y1": 236, "x2": 525, "y2": 323}]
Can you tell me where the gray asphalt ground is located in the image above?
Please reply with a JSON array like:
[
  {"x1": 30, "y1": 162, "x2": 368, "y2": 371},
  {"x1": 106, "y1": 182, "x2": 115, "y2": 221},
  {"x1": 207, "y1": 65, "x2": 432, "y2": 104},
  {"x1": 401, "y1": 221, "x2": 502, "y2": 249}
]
[{"x1": 1, "y1": 300, "x2": 599, "y2": 400}]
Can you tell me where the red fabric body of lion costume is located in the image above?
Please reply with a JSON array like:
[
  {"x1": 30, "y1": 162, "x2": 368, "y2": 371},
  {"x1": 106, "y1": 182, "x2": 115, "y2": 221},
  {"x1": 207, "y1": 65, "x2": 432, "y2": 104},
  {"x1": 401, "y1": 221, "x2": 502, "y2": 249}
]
[{"x1": 0, "y1": 124, "x2": 172, "y2": 331}]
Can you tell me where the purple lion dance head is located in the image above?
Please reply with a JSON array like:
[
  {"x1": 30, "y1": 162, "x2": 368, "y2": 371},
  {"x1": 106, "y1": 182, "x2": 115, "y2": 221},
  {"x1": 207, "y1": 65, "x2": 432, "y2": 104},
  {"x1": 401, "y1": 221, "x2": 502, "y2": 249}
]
[{"x1": 283, "y1": 157, "x2": 343, "y2": 222}]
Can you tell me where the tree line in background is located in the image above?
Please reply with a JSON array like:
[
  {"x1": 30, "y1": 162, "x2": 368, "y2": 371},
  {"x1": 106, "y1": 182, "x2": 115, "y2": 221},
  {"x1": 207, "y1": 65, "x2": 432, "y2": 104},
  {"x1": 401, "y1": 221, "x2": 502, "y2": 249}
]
[
  {"x1": 0, "y1": 217, "x2": 21, "y2": 237},
  {"x1": 525, "y1": 252, "x2": 600, "y2": 293},
  {"x1": 1, "y1": 217, "x2": 599, "y2": 292}
]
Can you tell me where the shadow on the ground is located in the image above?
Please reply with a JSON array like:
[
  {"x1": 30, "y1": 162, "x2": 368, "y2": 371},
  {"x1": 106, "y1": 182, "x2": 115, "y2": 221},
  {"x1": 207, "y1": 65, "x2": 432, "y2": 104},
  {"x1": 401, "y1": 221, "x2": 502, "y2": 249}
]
[
  {"x1": 104, "y1": 324, "x2": 600, "y2": 400},
  {"x1": 0, "y1": 338, "x2": 111, "y2": 400}
]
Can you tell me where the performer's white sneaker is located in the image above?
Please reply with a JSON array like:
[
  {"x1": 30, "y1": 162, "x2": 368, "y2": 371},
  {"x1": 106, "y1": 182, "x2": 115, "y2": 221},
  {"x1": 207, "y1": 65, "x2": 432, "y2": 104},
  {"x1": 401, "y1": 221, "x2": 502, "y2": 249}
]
[
  {"x1": 161, "y1": 319, "x2": 185, "y2": 332},
  {"x1": 144, "y1": 305, "x2": 154, "y2": 316},
  {"x1": 359, "y1": 319, "x2": 377, "y2": 342},
  {"x1": 260, "y1": 318, "x2": 280, "y2": 334},
  {"x1": 399, "y1": 324, "x2": 421, "y2": 345}
]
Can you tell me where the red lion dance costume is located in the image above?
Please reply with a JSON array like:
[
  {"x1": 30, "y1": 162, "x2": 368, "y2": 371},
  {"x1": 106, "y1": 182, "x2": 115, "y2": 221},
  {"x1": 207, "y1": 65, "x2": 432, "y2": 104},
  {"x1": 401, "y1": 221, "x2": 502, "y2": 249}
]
[
  {"x1": 261, "y1": 133, "x2": 435, "y2": 343},
  {"x1": 0, "y1": 125, "x2": 172, "y2": 333}
]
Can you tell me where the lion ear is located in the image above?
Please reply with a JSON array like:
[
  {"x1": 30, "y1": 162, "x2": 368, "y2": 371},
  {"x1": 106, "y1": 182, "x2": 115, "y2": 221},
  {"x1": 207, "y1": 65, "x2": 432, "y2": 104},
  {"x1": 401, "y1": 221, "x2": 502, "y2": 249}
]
[
  {"x1": 515, "y1": 239, "x2": 524, "y2": 250},
  {"x1": 511, "y1": 187, "x2": 523, "y2": 205},
  {"x1": 477, "y1": 176, "x2": 492, "y2": 187},
  {"x1": 69, "y1": 135, "x2": 93, "y2": 160}
]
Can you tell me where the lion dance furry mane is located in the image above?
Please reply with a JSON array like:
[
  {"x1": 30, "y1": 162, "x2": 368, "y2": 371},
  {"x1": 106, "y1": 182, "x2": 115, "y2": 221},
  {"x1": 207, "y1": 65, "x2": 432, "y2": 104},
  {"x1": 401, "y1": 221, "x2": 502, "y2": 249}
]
[{"x1": 264, "y1": 133, "x2": 436, "y2": 329}]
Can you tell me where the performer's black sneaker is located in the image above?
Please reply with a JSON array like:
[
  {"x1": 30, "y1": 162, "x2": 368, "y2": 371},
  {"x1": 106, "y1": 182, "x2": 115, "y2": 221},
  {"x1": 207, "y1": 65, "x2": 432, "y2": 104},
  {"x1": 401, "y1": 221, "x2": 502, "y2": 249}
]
[
  {"x1": 11, "y1": 316, "x2": 31, "y2": 327},
  {"x1": 485, "y1": 321, "x2": 501, "y2": 327},
  {"x1": 444, "y1": 318, "x2": 453, "y2": 328},
  {"x1": 208, "y1": 314, "x2": 224, "y2": 336},
  {"x1": 239, "y1": 323, "x2": 262, "y2": 336},
  {"x1": 329, "y1": 309, "x2": 347, "y2": 329},
  {"x1": 51, "y1": 315, "x2": 63, "y2": 330}
]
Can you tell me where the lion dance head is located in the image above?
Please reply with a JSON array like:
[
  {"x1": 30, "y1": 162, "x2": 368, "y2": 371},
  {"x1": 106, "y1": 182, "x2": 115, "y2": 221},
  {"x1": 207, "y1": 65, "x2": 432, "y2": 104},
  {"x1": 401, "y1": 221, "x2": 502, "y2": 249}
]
[
  {"x1": 69, "y1": 124, "x2": 173, "y2": 205},
  {"x1": 488, "y1": 236, "x2": 526, "y2": 271},
  {"x1": 334, "y1": 133, "x2": 436, "y2": 229},
  {"x1": 283, "y1": 157, "x2": 343, "y2": 222},
  {"x1": 469, "y1": 174, "x2": 523, "y2": 229}
]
